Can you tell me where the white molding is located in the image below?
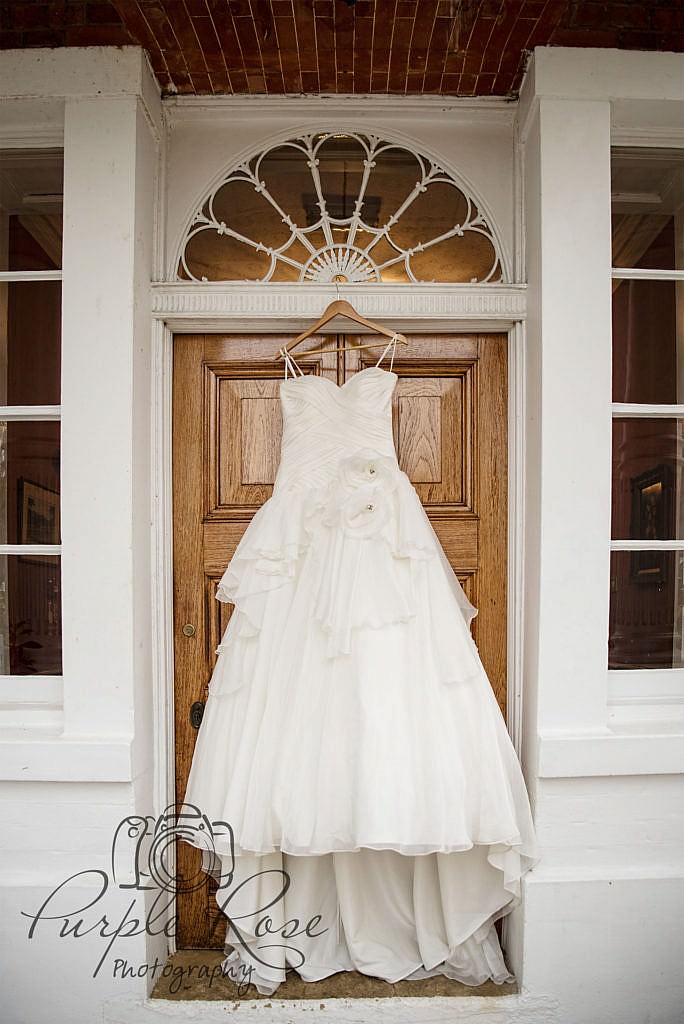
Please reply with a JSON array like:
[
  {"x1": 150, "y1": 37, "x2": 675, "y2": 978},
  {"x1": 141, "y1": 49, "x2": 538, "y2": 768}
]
[
  {"x1": 0, "y1": 704, "x2": 63, "y2": 728},
  {"x1": 163, "y1": 93, "x2": 518, "y2": 127},
  {"x1": 608, "y1": 668, "x2": 684, "y2": 706},
  {"x1": 0, "y1": 544, "x2": 61, "y2": 555},
  {"x1": 0, "y1": 122, "x2": 64, "y2": 148},
  {"x1": 151, "y1": 283, "x2": 527, "y2": 331},
  {"x1": 513, "y1": 123, "x2": 525, "y2": 284},
  {"x1": 0, "y1": 734, "x2": 134, "y2": 781},
  {"x1": 611, "y1": 126, "x2": 684, "y2": 148},
  {"x1": 537, "y1": 728, "x2": 684, "y2": 778},
  {"x1": 508, "y1": 321, "x2": 526, "y2": 755},
  {"x1": 0, "y1": 271, "x2": 62, "y2": 281},
  {"x1": 151, "y1": 322, "x2": 176, "y2": 815},
  {"x1": 137, "y1": 59, "x2": 164, "y2": 145},
  {"x1": 515, "y1": 81, "x2": 538, "y2": 151},
  {"x1": 153, "y1": 93, "x2": 168, "y2": 282},
  {"x1": 0, "y1": 405, "x2": 60, "y2": 419},
  {"x1": 526, "y1": 864, "x2": 684, "y2": 884},
  {"x1": 150, "y1": 319, "x2": 175, "y2": 823},
  {"x1": 0, "y1": 677, "x2": 61, "y2": 700},
  {"x1": 612, "y1": 403, "x2": 684, "y2": 418},
  {"x1": 610, "y1": 540, "x2": 682, "y2": 551},
  {"x1": 0, "y1": 677, "x2": 63, "y2": 728},
  {"x1": 611, "y1": 268, "x2": 684, "y2": 280},
  {"x1": 151, "y1": 319, "x2": 179, "y2": 954}
]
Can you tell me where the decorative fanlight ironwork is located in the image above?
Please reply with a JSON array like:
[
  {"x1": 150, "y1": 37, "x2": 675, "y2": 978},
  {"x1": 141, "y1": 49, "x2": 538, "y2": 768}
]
[{"x1": 177, "y1": 132, "x2": 503, "y2": 285}]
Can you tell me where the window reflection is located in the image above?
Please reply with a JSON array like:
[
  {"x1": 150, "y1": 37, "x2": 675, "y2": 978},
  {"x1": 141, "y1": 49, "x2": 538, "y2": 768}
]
[
  {"x1": 0, "y1": 555, "x2": 61, "y2": 675},
  {"x1": 611, "y1": 147, "x2": 684, "y2": 272},
  {"x1": 0, "y1": 149, "x2": 62, "y2": 406},
  {"x1": 0, "y1": 148, "x2": 63, "y2": 676},
  {"x1": 612, "y1": 279, "x2": 682, "y2": 405},
  {"x1": 0, "y1": 149, "x2": 62, "y2": 271},
  {"x1": 612, "y1": 419, "x2": 683, "y2": 541},
  {"x1": 0, "y1": 420, "x2": 60, "y2": 547},
  {"x1": 2, "y1": 280, "x2": 62, "y2": 405},
  {"x1": 609, "y1": 551, "x2": 684, "y2": 669}
]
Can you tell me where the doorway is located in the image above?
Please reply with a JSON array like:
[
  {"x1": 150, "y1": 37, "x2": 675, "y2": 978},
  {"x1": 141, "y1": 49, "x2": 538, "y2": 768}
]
[{"x1": 171, "y1": 331, "x2": 508, "y2": 948}]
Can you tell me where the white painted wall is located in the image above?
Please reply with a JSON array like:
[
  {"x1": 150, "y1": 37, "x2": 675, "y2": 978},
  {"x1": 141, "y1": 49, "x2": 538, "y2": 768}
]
[
  {"x1": 0, "y1": 43, "x2": 683, "y2": 1024},
  {"x1": 0, "y1": 48, "x2": 166, "y2": 1024},
  {"x1": 516, "y1": 47, "x2": 684, "y2": 1024}
]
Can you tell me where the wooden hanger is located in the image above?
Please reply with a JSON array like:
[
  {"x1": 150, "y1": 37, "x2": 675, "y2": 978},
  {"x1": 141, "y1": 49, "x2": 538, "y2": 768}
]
[{"x1": 279, "y1": 299, "x2": 408, "y2": 359}]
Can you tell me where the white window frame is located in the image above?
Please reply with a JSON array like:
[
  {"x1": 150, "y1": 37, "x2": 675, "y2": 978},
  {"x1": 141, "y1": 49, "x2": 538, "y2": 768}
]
[
  {"x1": 609, "y1": 143, "x2": 684, "y2": 710},
  {"x1": 0, "y1": 172, "x2": 63, "y2": 723}
]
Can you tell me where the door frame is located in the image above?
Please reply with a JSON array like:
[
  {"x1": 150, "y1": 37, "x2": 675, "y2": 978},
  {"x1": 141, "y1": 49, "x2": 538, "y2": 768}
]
[{"x1": 150, "y1": 286, "x2": 527, "y2": 971}]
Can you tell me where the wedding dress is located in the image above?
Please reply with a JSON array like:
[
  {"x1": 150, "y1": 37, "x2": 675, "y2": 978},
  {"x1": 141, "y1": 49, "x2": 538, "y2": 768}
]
[{"x1": 181, "y1": 334, "x2": 540, "y2": 995}]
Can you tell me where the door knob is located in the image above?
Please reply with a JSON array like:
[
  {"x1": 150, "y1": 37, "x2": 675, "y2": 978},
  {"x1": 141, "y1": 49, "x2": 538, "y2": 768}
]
[
  {"x1": 189, "y1": 701, "x2": 205, "y2": 729},
  {"x1": 182, "y1": 623, "x2": 196, "y2": 637}
]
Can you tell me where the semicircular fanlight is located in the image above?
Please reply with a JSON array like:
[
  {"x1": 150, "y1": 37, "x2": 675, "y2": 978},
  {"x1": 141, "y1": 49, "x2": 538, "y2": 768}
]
[{"x1": 177, "y1": 133, "x2": 504, "y2": 285}]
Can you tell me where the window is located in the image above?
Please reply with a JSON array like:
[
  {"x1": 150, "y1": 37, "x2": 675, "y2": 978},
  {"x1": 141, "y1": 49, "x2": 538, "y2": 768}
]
[
  {"x1": 177, "y1": 132, "x2": 504, "y2": 284},
  {"x1": 0, "y1": 149, "x2": 62, "y2": 675},
  {"x1": 610, "y1": 146, "x2": 684, "y2": 669}
]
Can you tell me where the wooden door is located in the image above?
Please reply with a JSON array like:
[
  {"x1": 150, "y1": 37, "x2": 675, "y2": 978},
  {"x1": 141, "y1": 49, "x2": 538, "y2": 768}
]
[{"x1": 172, "y1": 332, "x2": 507, "y2": 947}]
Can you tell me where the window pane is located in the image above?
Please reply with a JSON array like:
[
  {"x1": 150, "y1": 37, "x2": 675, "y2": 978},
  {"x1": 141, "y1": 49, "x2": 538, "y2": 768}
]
[
  {"x1": 611, "y1": 147, "x2": 684, "y2": 272},
  {"x1": 315, "y1": 135, "x2": 367, "y2": 220},
  {"x1": 0, "y1": 421, "x2": 60, "y2": 546},
  {"x1": 612, "y1": 418, "x2": 683, "y2": 541},
  {"x1": 612, "y1": 279, "x2": 683, "y2": 404},
  {"x1": 0, "y1": 149, "x2": 63, "y2": 272},
  {"x1": 609, "y1": 550, "x2": 684, "y2": 669},
  {"x1": 0, "y1": 280, "x2": 61, "y2": 405},
  {"x1": 0, "y1": 554, "x2": 61, "y2": 674}
]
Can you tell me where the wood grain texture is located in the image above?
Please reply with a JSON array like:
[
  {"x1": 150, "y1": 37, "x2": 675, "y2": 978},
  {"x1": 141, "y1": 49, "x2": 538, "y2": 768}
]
[
  {"x1": 475, "y1": 334, "x2": 508, "y2": 711},
  {"x1": 172, "y1": 331, "x2": 507, "y2": 947},
  {"x1": 398, "y1": 393, "x2": 442, "y2": 483},
  {"x1": 172, "y1": 335, "x2": 218, "y2": 947}
]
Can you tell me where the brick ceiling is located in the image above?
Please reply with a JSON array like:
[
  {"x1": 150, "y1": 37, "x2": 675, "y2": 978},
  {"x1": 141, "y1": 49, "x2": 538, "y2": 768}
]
[{"x1": 2, "y1": 1, "x2": 683, "y2": 97}]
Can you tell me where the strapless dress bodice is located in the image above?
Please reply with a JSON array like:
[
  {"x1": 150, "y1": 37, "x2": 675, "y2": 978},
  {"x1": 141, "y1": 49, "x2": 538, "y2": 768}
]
[{"x1": 274, "y1": 366, "x2": 398, "y2": 493}]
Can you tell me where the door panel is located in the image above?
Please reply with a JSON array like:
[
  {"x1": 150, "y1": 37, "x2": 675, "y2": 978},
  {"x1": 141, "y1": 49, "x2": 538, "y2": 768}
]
[{"x1": 172, "y1": 332, "x2": 507, "y2": 947}]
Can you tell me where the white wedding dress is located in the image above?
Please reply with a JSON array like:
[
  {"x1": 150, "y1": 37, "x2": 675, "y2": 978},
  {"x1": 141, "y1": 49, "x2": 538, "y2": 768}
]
[{"x1": 181, "y1": 335, "x2": 540, "y2": 995}]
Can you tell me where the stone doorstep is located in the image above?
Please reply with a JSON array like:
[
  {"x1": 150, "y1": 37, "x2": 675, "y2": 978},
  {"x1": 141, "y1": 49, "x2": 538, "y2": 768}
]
[
  {"x1": 104, "y1": 986, "x2": 562, "y2": 1024},
  {"x1": 149, "y1": 949, "x2": 519, "y2": 1001}
]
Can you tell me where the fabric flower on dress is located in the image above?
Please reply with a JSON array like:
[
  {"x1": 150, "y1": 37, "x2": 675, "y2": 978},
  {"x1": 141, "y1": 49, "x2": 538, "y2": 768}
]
[
  {"x1": 338, "y1": 449, "x2": 401, "y2": 493},
  {"x1": 318, "y1": 449, "x2": 402, "y2": 541},
  {"x1": 339, "y1": 483, "x2": 392, "y2": 538}
]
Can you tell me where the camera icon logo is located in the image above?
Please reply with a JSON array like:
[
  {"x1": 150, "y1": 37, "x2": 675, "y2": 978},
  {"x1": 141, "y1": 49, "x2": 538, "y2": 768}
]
[{"x1": 111, "y1": 802, "x2": 235, "y2": 893}]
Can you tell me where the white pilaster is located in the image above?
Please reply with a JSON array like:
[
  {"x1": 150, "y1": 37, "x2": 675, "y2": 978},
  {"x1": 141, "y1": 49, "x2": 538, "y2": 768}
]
[{"x1": 522, "y1": 97, "x2": 613, "y2": 736}]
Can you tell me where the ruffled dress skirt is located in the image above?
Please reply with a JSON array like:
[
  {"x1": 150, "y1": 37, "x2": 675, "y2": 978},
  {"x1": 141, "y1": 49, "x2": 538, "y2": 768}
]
[{"x1": 182, "y1": 449, "x2": 540, "y2": 994}]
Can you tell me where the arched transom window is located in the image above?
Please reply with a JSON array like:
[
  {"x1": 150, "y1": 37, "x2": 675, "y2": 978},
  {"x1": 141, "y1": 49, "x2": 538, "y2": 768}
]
[{"x1": 177, "y1": 133, "x2": 504, "y2": 285}]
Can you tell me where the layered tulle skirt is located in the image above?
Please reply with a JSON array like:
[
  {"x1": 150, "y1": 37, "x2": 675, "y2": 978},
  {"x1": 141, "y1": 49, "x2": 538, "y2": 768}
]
[{"x1": 181, "y1": 450, "x2": 540, "y2": 993}]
